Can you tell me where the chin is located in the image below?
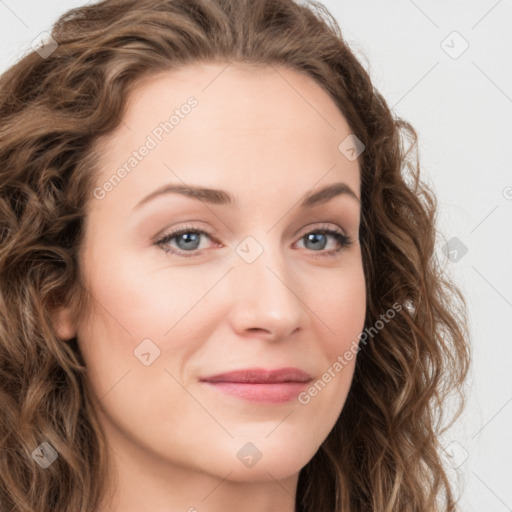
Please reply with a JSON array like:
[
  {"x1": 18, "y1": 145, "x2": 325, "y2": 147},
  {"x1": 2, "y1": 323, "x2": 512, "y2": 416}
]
[
  {"x1": 207, "y1": 439, "x2": 318, "y2": 483},
  {"x1": 217, "y1": 457, "x2": 308, "y2": 483}
]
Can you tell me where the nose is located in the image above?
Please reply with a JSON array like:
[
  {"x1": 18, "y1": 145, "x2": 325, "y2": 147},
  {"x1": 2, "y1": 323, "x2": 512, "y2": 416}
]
[{"x1": 226, "y1": 243, "x2": 309, "y2": 342}]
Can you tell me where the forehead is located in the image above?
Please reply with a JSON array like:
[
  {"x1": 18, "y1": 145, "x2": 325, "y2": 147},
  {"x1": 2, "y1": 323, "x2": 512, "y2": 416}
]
[{"x1": 91, "y1": 62, "x2": 360, "y2": 212}]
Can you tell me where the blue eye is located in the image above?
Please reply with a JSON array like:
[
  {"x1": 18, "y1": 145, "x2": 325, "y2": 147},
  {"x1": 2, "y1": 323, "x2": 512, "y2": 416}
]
[
  {"x1": 297, "y1": 229, "x2": 353, "y2": 256},
  {"x1": 155, "y1": 223, "x2": 354, "y2": 258},
  {"x1": 156, "y1": 226, "x2": 216, "y2": 257}
]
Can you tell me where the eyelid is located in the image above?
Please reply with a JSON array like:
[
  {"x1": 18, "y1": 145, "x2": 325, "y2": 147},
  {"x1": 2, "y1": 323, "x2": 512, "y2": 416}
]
[
  {"x1": 295, "y1": 222, "x2": 346, "y2": 237},
  {"x1": 152, "y1": 221, "x2": 216, "y2": 243},
  {"x1": 157, "y1": 221, "x2": 347, "y2": 238}
]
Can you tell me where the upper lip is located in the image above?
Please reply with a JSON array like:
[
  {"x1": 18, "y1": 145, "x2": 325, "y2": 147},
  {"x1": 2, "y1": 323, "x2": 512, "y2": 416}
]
[{"x1": 200, "y1": 367, "x2": 313, "y2": 384}]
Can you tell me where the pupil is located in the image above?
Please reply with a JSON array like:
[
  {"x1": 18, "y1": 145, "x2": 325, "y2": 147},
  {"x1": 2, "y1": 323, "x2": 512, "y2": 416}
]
[
  {"x1": 306, "y1": 233, "x2": 326, "y2": 250},
  {"x1": 178, "y1": 233, "x2": 200, "y2": 250}
]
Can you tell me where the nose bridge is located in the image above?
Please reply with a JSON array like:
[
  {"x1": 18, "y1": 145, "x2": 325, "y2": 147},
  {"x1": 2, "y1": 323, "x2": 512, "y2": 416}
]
[{"x1": 227, "y1": 232, "x2": 307, "y2": 337}]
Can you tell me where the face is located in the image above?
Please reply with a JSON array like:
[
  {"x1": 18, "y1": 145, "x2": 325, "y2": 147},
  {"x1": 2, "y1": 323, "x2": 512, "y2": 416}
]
[{"x1": 54, "y1": 62, "x2": 366, "y2": 484}]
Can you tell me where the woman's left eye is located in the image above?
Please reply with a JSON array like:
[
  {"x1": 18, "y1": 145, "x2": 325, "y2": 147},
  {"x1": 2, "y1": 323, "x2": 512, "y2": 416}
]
[{"x1": 155, "y1": 224, "x2": 354, "y2": 258}]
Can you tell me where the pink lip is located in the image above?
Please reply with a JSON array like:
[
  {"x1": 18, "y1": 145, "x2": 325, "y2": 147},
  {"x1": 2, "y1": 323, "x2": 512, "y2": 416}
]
[{"x1": 199, "y1": 367, "x2": 313, "y2": 404}]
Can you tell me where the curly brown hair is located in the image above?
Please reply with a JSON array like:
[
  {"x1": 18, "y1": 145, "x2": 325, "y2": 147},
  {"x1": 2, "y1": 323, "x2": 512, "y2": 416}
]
[{"x1": 0, "y1": 0, "x2": 471, "y2": 511}]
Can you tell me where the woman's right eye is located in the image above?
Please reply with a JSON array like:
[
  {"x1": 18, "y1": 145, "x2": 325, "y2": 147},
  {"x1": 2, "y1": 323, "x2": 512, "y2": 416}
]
[{"x1": 155, "y1": 226, "x2": 217, "y2": 258}]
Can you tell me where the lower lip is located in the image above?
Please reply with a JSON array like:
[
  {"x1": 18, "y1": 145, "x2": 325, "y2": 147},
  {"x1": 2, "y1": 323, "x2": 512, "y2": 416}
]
[{"x1": 201, "y1": 381, "x2": 310, "y2": 404}]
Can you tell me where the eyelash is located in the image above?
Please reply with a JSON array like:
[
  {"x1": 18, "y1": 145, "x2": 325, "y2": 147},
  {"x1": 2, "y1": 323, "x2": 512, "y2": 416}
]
[{"x1": 155, "y1": 223, "x2": 354, "y2": 259}]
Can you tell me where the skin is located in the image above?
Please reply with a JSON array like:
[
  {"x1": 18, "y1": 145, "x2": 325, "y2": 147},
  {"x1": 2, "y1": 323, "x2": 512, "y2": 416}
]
[{"x1": 53, "y1": 62, "x2": 366, "y2": 512}]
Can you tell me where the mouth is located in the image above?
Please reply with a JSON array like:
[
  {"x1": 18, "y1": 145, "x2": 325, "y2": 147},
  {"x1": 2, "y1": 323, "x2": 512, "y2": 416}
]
[{"x1": 199, "y1": 367, "x2": 313, "y2": 404}]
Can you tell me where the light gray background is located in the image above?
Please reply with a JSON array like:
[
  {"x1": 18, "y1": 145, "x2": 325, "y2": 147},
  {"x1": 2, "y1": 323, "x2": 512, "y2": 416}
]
[{"x1": 1, "y1": 1, "x2": 511, "y2": 510}]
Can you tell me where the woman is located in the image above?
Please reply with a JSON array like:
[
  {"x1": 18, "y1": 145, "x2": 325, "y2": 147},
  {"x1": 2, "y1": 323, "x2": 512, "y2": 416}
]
[{"x1": 0, "y1": 0, "x2": 471, "y2": 511}]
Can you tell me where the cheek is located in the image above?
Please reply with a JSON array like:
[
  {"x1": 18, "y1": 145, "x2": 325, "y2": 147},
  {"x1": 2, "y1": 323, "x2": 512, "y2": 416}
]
[
  {"x1": 303, "y1": 260, "x2": 365, "y2": 409},
  {"x1": 75, "y1": 255, "x2": 207, "y2": 402},
  {"x1": 318, "y1": 260, "x2": 366, "y2": 354},
  {"x1": 80, "y1": 238, "x2": 217, "y2": 341}
]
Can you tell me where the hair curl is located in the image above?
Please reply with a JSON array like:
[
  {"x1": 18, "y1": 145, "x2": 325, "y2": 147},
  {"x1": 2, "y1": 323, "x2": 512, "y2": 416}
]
[{"x1": 0, "y1": 0, "x2": 471, "y2": 510}]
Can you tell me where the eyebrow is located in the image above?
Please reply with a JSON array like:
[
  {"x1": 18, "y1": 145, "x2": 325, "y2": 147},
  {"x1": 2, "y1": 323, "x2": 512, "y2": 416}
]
[{"x1": 132, "y1": 181, "x2": 360, "y2": 211}]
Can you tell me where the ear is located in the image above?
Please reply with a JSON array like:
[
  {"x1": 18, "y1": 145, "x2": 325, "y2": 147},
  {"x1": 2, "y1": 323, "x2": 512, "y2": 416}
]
[{"x1": 50, "y1": 305, "x2": 77, "y2": 341}]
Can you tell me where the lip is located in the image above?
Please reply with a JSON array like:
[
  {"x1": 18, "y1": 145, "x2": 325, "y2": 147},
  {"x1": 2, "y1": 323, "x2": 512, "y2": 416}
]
[
  {"x1": 199, "y1": 367, "x2": 313, "y2": 404},
  {"x1": 199, "y1": 367, "x2": 313, "y2": 384}
]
